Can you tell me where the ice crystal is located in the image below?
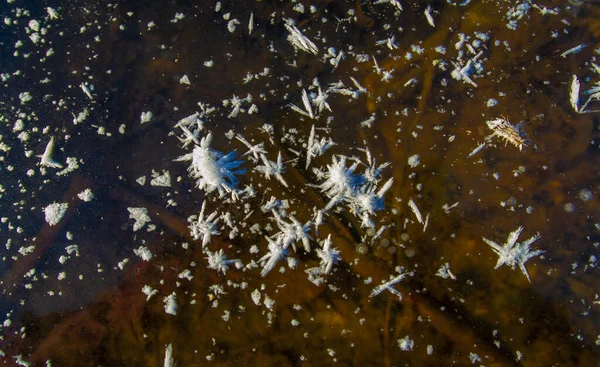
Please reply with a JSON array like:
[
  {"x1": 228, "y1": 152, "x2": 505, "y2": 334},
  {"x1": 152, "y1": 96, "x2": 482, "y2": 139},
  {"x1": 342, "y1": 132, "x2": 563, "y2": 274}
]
[
  {"x1": 285, "y1": 22, "x2": 318, "y2": 55},
  {"x1": 486, "y1": 118, "x2": 527, "y2": 151},
  {"x1": 571, "y1": 64, "x2": 600, "y2": 114},
  {"x1": 205, "y1": 249, "x2": 240, "y2": 275},
  {"x1": 39, "y1": 137, "x2": 62, "y2": 168},
  {"x1": 305, "y1": 125, "x2": 336, "y2": 169},
  {"x1": 271, "y1": 211, "x2": 312, "y2": 252},
  {"x1": 482, "y1": 226, "x2": 543, "y2": 282},
  {"x1": 315, "y1": 234, "x2": 341, "y2": 274},
  {"x1": 255, "y1": 152, "x2": 288, "y2": 188},
  {"x1": 314, "y1": 155, "x2": 362, "y2": 210},
  {"x1": 44, "y1": 202, "x2": 68, "y2": 226},
  {"x1": 176, "y1": 133, "x2": 245, "y2": 198},
  {"x1": 236, "y1": 134, "x2": 266, "y2": 163},
  {"x1": 259, "y1": 236, "x2": 288, "y2": 277},
  {"x1": 128, "y1": 207, "x2": 151, "y2": 232},
  {"x1": 189, "y1": 202, "x2": 220, "y2": 248}
]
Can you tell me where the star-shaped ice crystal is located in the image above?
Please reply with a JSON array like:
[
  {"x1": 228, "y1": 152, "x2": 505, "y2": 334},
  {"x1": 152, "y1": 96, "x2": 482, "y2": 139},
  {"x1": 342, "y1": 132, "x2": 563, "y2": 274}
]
[{"x1": 482, "y1": 226, "x2": 543, "y2": 282}]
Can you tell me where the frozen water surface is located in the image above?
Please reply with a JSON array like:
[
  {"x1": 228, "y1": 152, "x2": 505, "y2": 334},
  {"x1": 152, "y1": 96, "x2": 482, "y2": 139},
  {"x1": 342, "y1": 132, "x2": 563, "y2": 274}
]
[{"x1": 1, "y1": 0, "x2": 600, "y2": 365}]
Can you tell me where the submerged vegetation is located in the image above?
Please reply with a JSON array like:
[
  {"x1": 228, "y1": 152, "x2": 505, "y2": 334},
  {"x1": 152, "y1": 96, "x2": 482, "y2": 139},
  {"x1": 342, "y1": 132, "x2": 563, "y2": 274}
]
[{"x1": 0, "y1": 0, "x2": 599, "y2": 365}]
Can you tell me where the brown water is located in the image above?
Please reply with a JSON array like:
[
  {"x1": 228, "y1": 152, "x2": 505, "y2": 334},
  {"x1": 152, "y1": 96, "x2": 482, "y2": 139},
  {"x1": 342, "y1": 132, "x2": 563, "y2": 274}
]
[{"x1": 0, "y1": 0, "x2": 599, "y2": 366}]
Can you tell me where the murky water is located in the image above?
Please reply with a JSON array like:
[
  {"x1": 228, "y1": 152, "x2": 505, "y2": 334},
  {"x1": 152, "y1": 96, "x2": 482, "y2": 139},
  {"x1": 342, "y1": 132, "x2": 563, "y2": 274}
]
[{"x1": 1, "y1": 0, "x2": 599, "y2": 366}]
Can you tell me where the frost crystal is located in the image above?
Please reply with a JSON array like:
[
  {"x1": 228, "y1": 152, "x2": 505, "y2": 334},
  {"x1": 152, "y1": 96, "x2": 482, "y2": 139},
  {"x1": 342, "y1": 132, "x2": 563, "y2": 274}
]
[
  {"x1": 77, "y1": 188, "x2": 94, "y2": 202},
  {"x1": 259, "y1": 236, "x2": 288, "y2": 277},
  {"x1": 164, "y1": 292, "x2": 178, "y2": 315},
  {"x1": 398, "y1": 336, "x2": 414, "y2": 351},
  {"x1": 314, "y1": 154, "x2": 362, "y2": 209},
  {"x1": 255, "y1": 152, "x2": 288, "y2": 187},
  {"x1": 176, "y1": 133, "x2": 245, "y2": 198},
  {"x1": 188, "y1": 202, "x2": 220, "y2": 248},
  {"x1": 205, "y1": 249, "x2": 239, "y2": 275},
  {"x1": 128, "y1": 207, "x2": 151, "y2": 232},
  {"x1": 285, "y1": 22, "x2": 318, "y2": 55},
  {"x1": 272, "y1": 211, "x2": 312, "y2": 252},
  {"x1": 39, "y1": 137, "x2": 62, "y2": 168},
  {"x1": 315, "y1": 234, "x2": 341, "y2": 274},
  {"x1": 133, "y1": 246, "x2": 153, "y2": 261},
  {"x1": 482, "y1": 226, "x2": 543, "y2": 282},
  {"x1": 150, "y1": 169, "x2": 171, "y2": 187},
  {"x1": 44, "y1": 202, "x2": 68, "y2": 226},
  {"x1": 486, "y1": 118, "x2": 527, "y2": 151}
]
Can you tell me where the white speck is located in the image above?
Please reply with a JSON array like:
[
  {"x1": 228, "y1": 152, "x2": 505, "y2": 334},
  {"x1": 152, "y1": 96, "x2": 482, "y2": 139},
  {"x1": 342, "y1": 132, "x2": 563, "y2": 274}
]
[
  {"x1": 128, "y1": 207, "x2": 151, "y2": 231},
  {"x1": 397, "y1": 336, "x2": 414, "y2": 351},
  {"x1": 47, "y1": 7, "x2": 59, "y2": 19},
  {"x1": 80, "y1": 83, "x2": 93, "y2": 100},
  {"x1": 407, "y1": 154, "x2": 420, "y2": 168},
  {"x1": 134, "y1": 246, "x2": 153, "y2": 261},
  {"x1": 570, "y1": 75, "x2": 580, "y2": 113},
  {"x1": 227, "y1": 19, "x2": 240, "y2": 33},
  {"x1": 39, "y1": 137, "x2": 63, "y2": 168},
  {"x1": 561, "y1": 43, "x2": 586, "y2": 58},
  {"x1": 44, "y1": 202, "x2": 68, "y2": 226},
  {"x1": 150, "y1": 169, "x2": 171, "y2": 187},
  {"x1": 436, "y1": 262, "x2": 456, "y2": 280},
  {"x1": 19, "y1": 92, "x2": 32, "y2": 104},
  {"x1": 486, "y1": 98, "x2": 498, "y2": 107},
  {"x1": 141, "y1": 111, "x2": 153, "y2": 124},
  {"x1": 164, "y1": 292, "x2": 178, "y2": 315},
  {"x1": 424, "y1": 6, "x2": 435, "y2": 27},
  {"x1": 28, "y1": 19, "x2": 40, "y2": 32},
  {"x1": 179, "y1": 75, "x2": 191, "y2": 85},
  {"x1": 408, "y1": 198, "x2": 423, "y2": 224},
  {"x1": 164, "y1": 344, "x2": 173, "y2": 367},
  {"x1": 77, "y1": 188, "x2": 94, "y2": 202},
  {"x1": 142, "y1": 285, "x2": 158, "y2": 300}
]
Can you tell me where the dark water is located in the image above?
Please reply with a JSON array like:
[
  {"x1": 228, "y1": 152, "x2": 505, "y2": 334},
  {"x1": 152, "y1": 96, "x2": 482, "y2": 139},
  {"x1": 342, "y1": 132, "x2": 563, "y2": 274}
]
[{"x1": 0, "y1": 0, "x2": 599, "y2": 366}]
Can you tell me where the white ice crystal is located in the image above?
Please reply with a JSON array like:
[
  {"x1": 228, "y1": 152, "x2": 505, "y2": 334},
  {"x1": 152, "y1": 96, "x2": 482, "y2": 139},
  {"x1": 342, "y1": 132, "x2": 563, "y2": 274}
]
[
  {"x1": 164, "y1": 344, "x2": 173, "y2": 367},
  {"x1": 39, "y1": 137, "x2": 62, "y2": 168},
  {"x1": 236, "y1": 134, "x2": 266, "y2": 162},
  {"x1": 358, "y1": 147, "x2": 390, "y2": 185},
  {"x1": 314, "y1": 155, "x2": 362, "y2": 210},
  {"x1": 188, "y1": 201, "x2": 220, "y2": 248},
  {"x1": 482, "y1": 226, "x2": 543, "y2": 282},
  {"x1": 134, "y1": 246, "x2": 153, "y2": 261},
  {"x1": 285, "y1": 22, "x2": 318, "y2": 55},
  {"x1": 77, "y1": 188, "x2": 94, "y2": 202},
  {"x1": 255, "y1": 152, "x2": 288, "y2": 188},
  {"x1": 44, "y1": 202, "x2": 68, "y2": 226},
  {"x1": 271, "y1": 211, "x2": 312, "y2": 252},
  {"x1": 571, "y1": 64, "x2": 600, "y2": 114},
  {"x1": 315, "y1": 234, "x2": 341, "y2": 274},
  {"x1": 164, "y1": 292, "x2": 178, "y2": 315},
  {"x1": 205, "y1": 249, "x2": 240, "y2": 275},
  {"x1": 346, "y1": 179, "x2": 392, "y2": 228},
  {"x1": 128, "y1": 207, "x2": 151, "y2": 232},
  {"x1": 176, "y1": 133, "x2": 245, "y2": 198},
  {"x1": 370, "y1": 268, "x2": 410, "y2": 299},
  {"x1": 305, "y1": 125, "x2": 336, "y2": 169},
  {"x1": 259, "y1": 236, "x2": 288, "y2": 277},
  {"x1": 398, "y1": 336, "x2": 414, "y2": 351},
  {"x1": 486, "y1": 118, "x2": 527, "y2": 151}
]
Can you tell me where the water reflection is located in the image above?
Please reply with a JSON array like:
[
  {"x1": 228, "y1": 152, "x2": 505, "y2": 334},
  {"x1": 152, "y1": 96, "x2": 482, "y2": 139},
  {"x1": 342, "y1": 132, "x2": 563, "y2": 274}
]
[{"x1": 0, "y1": 0, "x2": 599, "y2": 366}]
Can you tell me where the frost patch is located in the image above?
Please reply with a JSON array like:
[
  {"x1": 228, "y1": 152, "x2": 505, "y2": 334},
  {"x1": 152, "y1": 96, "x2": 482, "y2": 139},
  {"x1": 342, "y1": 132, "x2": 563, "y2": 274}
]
[
  {"x1": 128, "y1": 207, "x2": 151, "y2": 231},
  {"x1": 44, "y1": 202, "x2": 68, "y2": 226}
]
